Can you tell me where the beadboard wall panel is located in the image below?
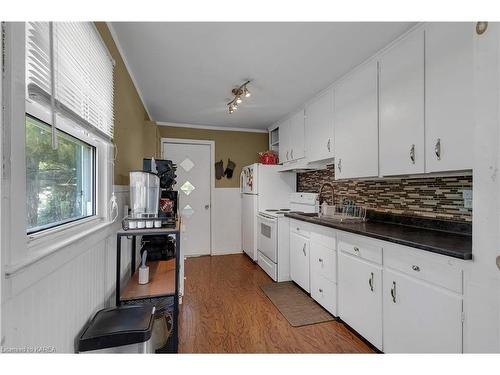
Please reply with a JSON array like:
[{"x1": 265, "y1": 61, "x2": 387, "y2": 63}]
[
  {"x1": 297, "y1": 165, "x2": 472, "y2": 222},
  {"x1": 2, "y1": 186, "x2": 132, "y2": 353}
]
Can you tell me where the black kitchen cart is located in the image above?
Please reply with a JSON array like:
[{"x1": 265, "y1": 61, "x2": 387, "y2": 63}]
[{"x1": 115, "y1": 221, "x2": 180, "y2": 353}]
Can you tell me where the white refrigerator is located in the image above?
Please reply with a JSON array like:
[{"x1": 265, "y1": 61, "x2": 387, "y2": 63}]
[{"x1": 240, "y1": 163, "x2": 296, "y2": 260}]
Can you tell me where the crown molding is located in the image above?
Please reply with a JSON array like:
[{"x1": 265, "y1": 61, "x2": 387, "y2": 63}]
[
  {"x1": 156, "y1": 121, "x2": 269, "y2": 134},
  {"x1": 106, "y1": 22, "x2": 153, "y2": 121}
]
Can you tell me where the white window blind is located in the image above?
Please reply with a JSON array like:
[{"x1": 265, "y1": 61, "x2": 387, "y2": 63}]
[{"x1": 26, "y1": 22, "x2": 115, "y2": 139}]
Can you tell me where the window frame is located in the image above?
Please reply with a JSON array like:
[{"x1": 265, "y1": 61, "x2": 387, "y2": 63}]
[
  {"x1": 25, "y1": 99, "x2": 111, "y2": 244},
  {"x1": 25, "y1": 113, "x2": 97, "y2": 235},
  {"x1": 2, "y1": 22, "x2": 114, "y2": 271}
]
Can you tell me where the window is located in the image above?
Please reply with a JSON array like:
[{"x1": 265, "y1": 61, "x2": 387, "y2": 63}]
[
  {"x1": 24, "y1": 22, "x2": 114, "y2": 235},
  {"x1": 26, "y1": 115, "x2": 95, "y2": 233}
]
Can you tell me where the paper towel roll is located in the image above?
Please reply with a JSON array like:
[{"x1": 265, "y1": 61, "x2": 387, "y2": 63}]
[{"x1": 138, "y1": 266, "x2": 149, "y2": 284}]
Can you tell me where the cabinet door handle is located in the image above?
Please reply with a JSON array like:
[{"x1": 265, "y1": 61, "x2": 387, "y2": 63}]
[
  {"x1": 410, "y1": 144, "x2": 415, "y2": 164},
  {"x1": 290, "y1": 149, "x2": 294, "y2": 160},
  {"x1": 338, "y1": 158, "x2": 342, "y2": 173},
  {"x1": 353, "y1": 246, "x2": 359, "y2": 254},
  {"x1": 318, "y1": 258, "x2": 323, "y2": 263},
  {"x1": 369, "y1": 272, "x2": 374, "y2": 292},
  {"x1": 302, "y1": 243, "x2": 307, "y2": 256},
  {"x1": 286, "y1": 151, "x2": 289, "y2": 161},
  {"x1": 390, "y1": 281, "x2": 397, "y2": 303},
  {"x1": 327, "y1": 138, "x2": 331, "y2": 152},
  {"x1": 411, "y1": 265, "x2": 420, "y2": 272},
  {"x1": 435, "y1": 138, "x2": 441, "y2": 160},
  {"x1": 318, "y1": 288, "x2": 323, "y2": 293}
]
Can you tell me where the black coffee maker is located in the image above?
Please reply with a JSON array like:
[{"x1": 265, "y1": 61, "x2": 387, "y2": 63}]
[
  {"x1": 143, "y1": 158, "x2": 178, "y2": 228},
  {"x1": 141, "y1": 158, "x2": 178, "y2": 261}
]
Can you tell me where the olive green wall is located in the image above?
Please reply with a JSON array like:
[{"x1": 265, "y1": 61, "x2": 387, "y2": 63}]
[
  {"x1": 158, "y1": 126, "x2": 269, "y2": 188},
  {"x1": 95, "y1": 23, "x2": 159, "y2": 185}
]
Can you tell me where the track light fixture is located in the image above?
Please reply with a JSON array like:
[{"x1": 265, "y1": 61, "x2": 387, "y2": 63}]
[{"x1": 227, "y1": 80, "x2": 251, "y2": 114}]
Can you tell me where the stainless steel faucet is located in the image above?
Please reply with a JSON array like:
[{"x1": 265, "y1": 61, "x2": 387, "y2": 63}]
[{"x1": 318, "y1": 182, "x2": 335, "y2": 205}]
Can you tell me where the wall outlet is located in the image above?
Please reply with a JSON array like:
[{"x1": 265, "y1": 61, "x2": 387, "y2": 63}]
[{"x1": 462, "y1": 189, "x2": 473, "y2": 209}]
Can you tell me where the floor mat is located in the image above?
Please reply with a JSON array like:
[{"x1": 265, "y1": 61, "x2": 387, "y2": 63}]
[{"x1": 260, "y1": 281, "x2": 334, "y2": 327}]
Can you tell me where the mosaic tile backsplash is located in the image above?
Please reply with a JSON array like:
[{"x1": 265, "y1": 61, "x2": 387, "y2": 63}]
[{"x1": 297, "y1": 165, "x2": 472, "y2": 222}]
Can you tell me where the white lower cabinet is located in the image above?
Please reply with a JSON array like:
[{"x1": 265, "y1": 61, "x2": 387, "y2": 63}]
[
  {"x1": 311, "y1": 273, "x2": 337, "y2": 315},
  {"x1": 309, "y1": 228, "x2": 338, "y2": 315},
  {"x1": 383, "y1": 268, "x2": 463, "y2": 353},
  {"x1": 290, "y1": 231, "x2": 310, "y2": 292},
  {"x1": 338, "y1": 251, "x2": 383, "y2": 350}
]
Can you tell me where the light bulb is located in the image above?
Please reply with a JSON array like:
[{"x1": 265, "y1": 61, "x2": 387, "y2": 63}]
[
  {"x1": 236, "y1": 96, "x2": 242, "y2": 104},
  {"x1": 244, "y1": 87, "x2": 251, "y2": 98}
]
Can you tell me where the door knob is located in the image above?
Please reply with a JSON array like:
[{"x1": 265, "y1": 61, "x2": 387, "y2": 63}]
[{"x1": 204, "y1": 204, "x2": 210, "y2": 209}]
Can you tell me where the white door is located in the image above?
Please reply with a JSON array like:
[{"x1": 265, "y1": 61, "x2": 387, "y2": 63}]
[
  {"x1": 257, "y1": 214, "x2": 277, "y2": 262},
  {"x1": 338, "y1": 252, "x2": 383, "y2": 350},
  {"x1": 383, "y1": 268, "x2": 463, "y2": 353},
  {"x1": 334, "y1": 61, "x2": 379, "y2": 179},
  {"x1": 163, "y1": 141, "x2": 211, "y2": 257},
  {"x1": 278, "y1": 119, "x2": 291, "y2": 164},
  {"x1": 290, "y1": 231, "x2": 310, "y2": 292},
  {"x1": 425, "y1": 22, "x2": 474, "y2": 173},
  {"x1": 289, "y1": 109, "x2": 305, "y2": 161},
  {"x1": 305, "y1": 87, "x2": 334, "y2": 163},
  {"x1": 379, "y1": 30, "x2": 425, "y2": 176}
]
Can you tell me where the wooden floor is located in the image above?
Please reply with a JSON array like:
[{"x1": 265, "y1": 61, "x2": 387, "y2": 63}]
[{"x1": 178, "y1": 254, "x2": 376, "y2": 353}]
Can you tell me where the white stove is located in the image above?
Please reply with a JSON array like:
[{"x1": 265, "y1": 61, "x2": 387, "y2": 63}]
[{"x1": 256, "y1": 193, "x2": 318, "y2": 281}]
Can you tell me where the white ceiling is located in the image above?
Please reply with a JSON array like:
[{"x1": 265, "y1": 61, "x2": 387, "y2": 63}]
[{"x1": 109, "y1": 22, "x2": 415, "y2": 130}]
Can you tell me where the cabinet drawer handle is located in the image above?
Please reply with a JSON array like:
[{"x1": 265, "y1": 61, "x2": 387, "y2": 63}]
[
  {"x1": 353, "y1": 246, "x2": 359, "y2": 254},
  {"x1": 318, "y1": 288, "x2": 323, "y2": 293},
  {"x1": 302, "y1": 243, "x2": 307, "y2": 256},
  {"x1": 318, "y1": 258, "x2": 323, "y2": 263},
  {"x1": 410, "y1": 144, "x2": 415, "y2": 164},
  {"x1": 338, "y1": 158, "x2": 342, "y2": 173},
  {"x1": 411, "y1": 265, "x2": 420, "y2": 272},
  {"x1": 368, "y1": 272, "x2": 374, "y2": 292},
  {"x1": 435, "y1": 138, "x2": 441, "y2": 160},
  {"x1": 390, "y1": 281, "x2": 397, "y2": 303}
]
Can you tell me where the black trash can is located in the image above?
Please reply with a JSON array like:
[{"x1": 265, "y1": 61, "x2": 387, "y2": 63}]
[{"x1": 78, "y1": 305, "x2": 155, "y2": 353}]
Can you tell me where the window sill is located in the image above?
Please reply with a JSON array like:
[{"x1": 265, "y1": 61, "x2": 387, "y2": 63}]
[{"x1": 5, "y1": 218, "x2": 115, "y2": 277}]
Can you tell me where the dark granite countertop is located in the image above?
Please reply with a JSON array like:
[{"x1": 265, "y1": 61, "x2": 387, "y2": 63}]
[{"x1": 285, "y1": 212, "x2": 472, "y2": 260}]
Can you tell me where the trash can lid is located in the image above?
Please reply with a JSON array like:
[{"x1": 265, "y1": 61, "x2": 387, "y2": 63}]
[{"x1": 78, "y1": 305, "x2": 155, "y2": 352}]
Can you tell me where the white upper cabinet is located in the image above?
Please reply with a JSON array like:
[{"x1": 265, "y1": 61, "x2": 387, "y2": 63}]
[
  {"x1": 278, "y1": 119, "x2": 291, "y2": 164},
  {"x1": 289, "y1": 110, "x2": 305, "y2": 161},
  {"x1": 334, "y1": 61, "x2": 379, "y2": 179},
  {"x1": 305, "y1": 87, "x2": 335, "y2": 163},
  {"x1": 379, "y1": 30, "x2": 425, "y2": 176},
  {"x1": 425, "y1": 23, "x2": 474, "y2": 173}
]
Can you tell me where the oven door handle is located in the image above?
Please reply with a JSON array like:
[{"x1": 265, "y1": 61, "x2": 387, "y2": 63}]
[{"x1": 257, "y1": 213, "x2": 277, "y2": 223}]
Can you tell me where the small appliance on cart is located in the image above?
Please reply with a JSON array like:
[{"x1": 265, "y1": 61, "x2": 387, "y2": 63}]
[{"x1": 114, "y1": 158, "x2": 181, "y2": 353}]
